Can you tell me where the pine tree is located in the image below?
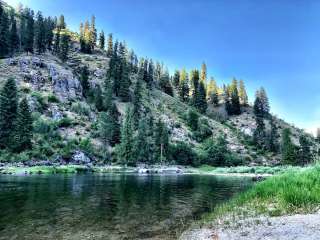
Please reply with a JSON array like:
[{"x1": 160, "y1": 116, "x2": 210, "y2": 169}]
[
  {"x1": 90, "y1": 15, "x2": 97, "y2": 49},
  {"x1": 239, "y1": 80, "x2": 248, "y2": 105},
  {"x1": 44, "y1": 17, "x2": 55, "y2": 50},
  {"x1": 0, "y1": 4, "x2": 9, "y2": 58},
  {"x1": 99, "y1": 31, "x2": 105, "y2": 50},
  {"x1": 134, "y1": 119, "x2": 149, "y2": 163},
  {"x1": 12, "y1": 98, "x2": 33, "y2": 152},
  {"x1": 298, "y1": 135, "x2": 312, "y2": 165},
  {"x1": 190, "y1": 70, "x2": 200, "y2": 106},
  {"x1": 107, "y1": 33, "x2": 113, "y2": 57},
  {"x1": 118, "y1": 43, "x2": 130, "y2": 102},
  {"x1": 159, "y1": 69, "x2": 173, "y2": 96},
  {"x1": 147, "y1": 59, "x2": 154, "y2": 88},
  {"x1": 228, "y1": 79, "x2": 241, "y2": 115},
  {"x1": 316, "y1": 128, "x2": 320, "y2": 143},
  {"x1": 210, "y1": 89, "x2": 219, "y2": 106},
  {"x1": 196, "y1": 81, "x2": 207, "y2": 113},
  {"x1": 207, "y1": 77, "x2": 218, "y2": 97},
  {"x1": 119, "y1": 107, "x2": 135, "y2": 165},
  {"x1": 24, "y1": 10, "x2": 34, "y2": 53},
  {"x1": 178, "y1": 69, "x2": 189, "y2": 102},
  {"x1": 200, "y1": 62, "x2": 207, "y2": 83},
  {"x1": 281, "y1": 128, "x2": 297, "y2": 164},
  {"x1": 224, "y1": 86, "x2": 232, "y2": 115},
  {"x1": 267, "y1": 117, "x2": 279, "y2": 153},
  {"x1": 132, "y1": 72, "x2": 142, "y2": 128},
  {"x1": 35, "y1": 11, "x2": 46, "y2": 54},
  {"x1": 154, "y1": 118, "x2": 169, "y2": 163},
  {"x1": 0, "y1": 78, "x2": 18, "y2": 149},
  {"x1": 254, "y1": 87, "x2": 270, "y2": 118},
  {"x1": 9, "y1": 9, "x2": 19, "y2": 55},
  {"x1": 253, "y1": 115, "x2": 266, "y2": 148},
  {"x1": 99, "y1": 103, "x2": 120, "y2": 147},
  {"x1": 94, "y1": 85, "x2": 104, "y2": 111},
  {"x1": 57, "y1": 15, "x2": 66, "y2": 29},
  {"x1": 173, "y1": 70, "x2": 180, "y2": 89},
  {"x1": 58, "y1": 30, "x2": 70, "y2": 62},
  {"x1": 80, "y1": 65, "x2": 90, "y2": 98}
]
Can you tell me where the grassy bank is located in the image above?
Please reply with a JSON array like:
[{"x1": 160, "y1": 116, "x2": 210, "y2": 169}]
[
  {"x1": 196, "y1": 164, "x2": 304, "y2": 175},
  {"x1": 202, "y1": 165, "x2": 320, "y2": 225}
]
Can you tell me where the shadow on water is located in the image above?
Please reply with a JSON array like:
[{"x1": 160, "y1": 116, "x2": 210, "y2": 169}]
[{"x1": 0, "y1": 174, "x2": 253, "y2": 240}]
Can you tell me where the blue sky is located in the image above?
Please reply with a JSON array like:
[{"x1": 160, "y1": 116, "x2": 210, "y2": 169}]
[{"x1": 4, "y1": 0, "x2": 320, "y2": 134}]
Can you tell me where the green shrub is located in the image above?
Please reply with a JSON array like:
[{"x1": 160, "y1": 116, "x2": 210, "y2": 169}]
[
  {"x1": 57, "y1": 117, "x2": 73, "y2": 128},
  {"x1": 31, "y1": 92, "x2": 47, "y2": 111},
  {"x1": 71, "y1": 101, "x2": 91, "y2": 116},
  {"x1": 186, "y1": 109, "x2": 199, "y2": 131},
  {"x1": 47, "y1": 94, "x2": 60, "y2": 103},
  {"x1": 169, "y1": 142, "x2": 199, "y2": 166}
]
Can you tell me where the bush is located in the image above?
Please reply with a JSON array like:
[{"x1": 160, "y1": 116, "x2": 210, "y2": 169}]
[
  {"x1": 169, "y1": 142, "x2": 199, "y2": 166},
  {"x1": 57, "y1": 117, "x2": 73, "y2": 128},
  {"x1": 71, "y1": 101, "x2": 91, "y2": 116},
  {"x1": 31, "y1": 92, "x2": 47, "y2": 111},
  {"x1": 47, "y1": 94, "x2": 60, "y2": 103},
  {"x1": 186, "y1": 109, "x2": 199, "y2": 131}
]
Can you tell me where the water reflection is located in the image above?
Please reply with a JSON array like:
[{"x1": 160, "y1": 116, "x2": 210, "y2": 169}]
[{"x1": 0, "y1": 174, "x2": 252, "y2": 240}]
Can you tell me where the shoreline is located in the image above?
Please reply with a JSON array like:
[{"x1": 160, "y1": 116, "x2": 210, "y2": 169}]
[
  {"x1": 0, "y1": 164, "x2": 278, "y2": 178},
  {"x1": 180, "y1": 165, "x2": 320, "y2": 240}
]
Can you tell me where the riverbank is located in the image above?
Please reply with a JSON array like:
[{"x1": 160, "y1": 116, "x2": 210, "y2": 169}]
[
  {"x1": 0, "y1": 163, "x2": 301, "y2": 176},
  {"x1": 180, "y1": 164, "x2": 320, "y2": 240}
]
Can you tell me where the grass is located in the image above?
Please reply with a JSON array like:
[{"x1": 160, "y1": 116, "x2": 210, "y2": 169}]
[
  {"x1": 196, "y1": 164, "x2": 304, "y2": 175},
  {"x1": 0, "y1": 165, "x2": 90, "y2": 175},
  {"x1": 202, "y1": 165, "x2": 320, "y2": 225}
]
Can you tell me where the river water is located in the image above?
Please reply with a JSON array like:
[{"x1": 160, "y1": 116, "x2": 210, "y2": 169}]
[{"x1": 0, "y1": 173, "x2": 252, "y2": 239}]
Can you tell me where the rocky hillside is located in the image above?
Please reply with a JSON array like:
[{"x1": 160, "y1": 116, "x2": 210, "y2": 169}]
[{"x1": 0, "y1": 44, "x2": 317, "y2": 165}]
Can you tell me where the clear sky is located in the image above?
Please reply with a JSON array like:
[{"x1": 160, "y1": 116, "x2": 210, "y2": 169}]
[{"x1": 4, "y1": 0, "x2": 320, "y2": 134}]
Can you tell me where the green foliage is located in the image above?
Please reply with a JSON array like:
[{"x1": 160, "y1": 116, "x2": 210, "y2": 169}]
[
  {"x1": 169, "y1": 142, "x2": 199, "y2": 166},
  {"x1": 98, "y1": 30, "x2": 105, "y2": 50},
  {"x1": 0, "y1": 3, "x2": 10, "y2": 57},
  {"x1": 0, "y1": 78, "x2": 18, "y2": 148},
  {"x1": 281, "y1": 128, "x2": 297, "y2": 165},
  {"x1": 186, "y1": 109, "x2": 199, "y2": 131},
  {"x1": 208, "y1": 166, "x2": 320, "y2": 222},
  {"x1": 99, "y1": 104, "x2": 120, "y2": 147},
  {"x1": 118, "y1": 107, "x2": 135, "y2": 165},
  {"x1": 11, "y1": 98, "x2": 33, "y2": 153},
  {"x1": 57, "y1": 117, "x2": 73, "y2": 128},
  {"x1": 47, "y1": 94, "x2": 60, "y2": 103},
  {"x1": 71, "y1": 101, "x2": 91, "y2": 116},
  {"x1": 79, "y1": 65, "x2": 90, "y2": 98}
]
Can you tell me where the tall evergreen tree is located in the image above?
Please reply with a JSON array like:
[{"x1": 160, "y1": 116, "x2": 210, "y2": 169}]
[
  {"x1": 0, "y1": 4, "x2": 9, "y2": 58},
  {"x1": 253, "y1": 115, "x2": 266, "y2": 149},
  {"x1": 99, "y1": 103, "x2": 120, "y2": 147},
  {"x1": 230, "y1": 79, "x2": 241, "y2": 115},
  {"x1": 190, "y1": 69, "x2": 200, "y2": 106},
  {"x1": 35, "y1": 11, "x2": 46, "y2": 54},
  {"x1": 239, "y1": 80, "x2": 248, "y2": 105},
  {"x1": 119, "y1": 107, "x2": 135, "y2": 165},
  {"x1": 132, "y1": 72, "x2": 143, "y2": 128},
  {"x1": 80, "y1": 65, "x2": 90, "y2": 98},
  {"x1": 57, "y1": 15, "x2": 66, "y2": 29},
  {"x1": 173, "y1": 70, "x2": 180, "y2": 89},
  {"x1": 58, "y1": 30, "x2": 70, "y2": 62},
  {"x1": 44, "y1": 17, "x2": 55, "y2": 50},
  {"x1": 134, "y1": 118, "x2": 149, "y2": 163},
  {"x1": 159, "y1": 69, "x2": 173, "y2": 96},
  {"x1": 0, "y1": 78, "x2": 18, "y2": 149},
  {"x1": 24, "y1": 10, "x2": 34, "y2": 53},
  {"x1": 9, "y1": 9, "x2": 19, "y2": 55},
  {"x1": 12, "y1": 98, "x2": 33, "y2": 152},
  {"x1": 254, "y1": 87, "x2": 270, "y2": 118},
  {"x1": 118, "y1": 43, "x2": 130, "y2": 102},
  {"x1": 267, "y1": 117, "x2": 279, "y2": 153},
  {"x1": 281, "y1": 128, "x2": 297, "y2": 164},
  {"x1": 94, "y1": 85, "x2": 104, "y2": 111},
  {"x1": 154, "y1": 118, "x2": 169, "y2": 163},
  {"x1": 178, "y1": 69, "x2": 189, "y2": 102},
  {"x1": 298, "y1": 135, "x2": 312, "y2": 165},
  {"x1": 107, "y1": 33, "x2": 113, "y2": 57},
  {"x1": 99, "y1": 31, "x2": 105, "y2": 50},
  {"x1": 196, "y1": 81, "x2": 207, "y2": 114},
  {"x1": 200, "y1": 62, "x2": 207, "y2": 83}
]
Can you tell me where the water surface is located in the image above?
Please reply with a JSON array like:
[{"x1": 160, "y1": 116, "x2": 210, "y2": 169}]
[{"x1": 0, "y1": 174, "x2": 252, "y2": 239}]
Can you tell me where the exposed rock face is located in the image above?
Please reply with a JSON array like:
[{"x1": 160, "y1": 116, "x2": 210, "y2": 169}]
[
  {"x1": 50, "y1": 105, "x2": 63, "y2": 121},
  {"x1": 48, "y1": 64, "x2": 82, "y2": 101},
  {"x1": 1, "y1": 55, "x2": 83, "y2": 102},
  {"x1": 71, "y1": 151, "x2": 92, "y2": 164}
]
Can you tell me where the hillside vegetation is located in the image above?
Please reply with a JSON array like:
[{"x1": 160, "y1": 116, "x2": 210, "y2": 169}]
[{"x1": 0, "y1": 0, "x2": 318, "y2": 167}]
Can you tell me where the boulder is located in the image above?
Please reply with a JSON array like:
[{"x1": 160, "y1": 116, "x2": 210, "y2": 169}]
[{"x1": 71, "y1": 151, "x2": 91, "y2": 164}]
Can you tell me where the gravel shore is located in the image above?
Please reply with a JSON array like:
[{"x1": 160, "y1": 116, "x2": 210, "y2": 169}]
[{"x1": 180, "y1": 213, "x2": 320, "y2": 240}]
